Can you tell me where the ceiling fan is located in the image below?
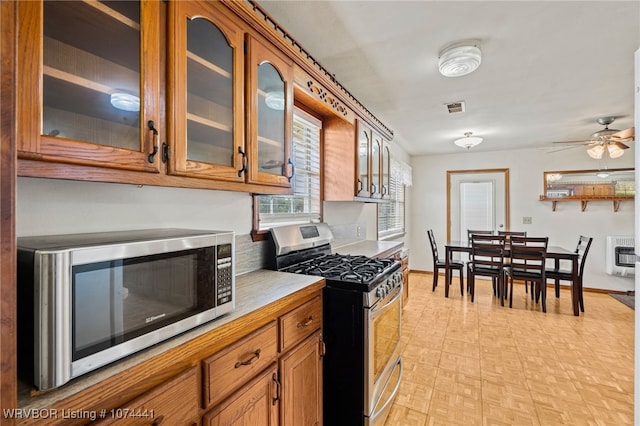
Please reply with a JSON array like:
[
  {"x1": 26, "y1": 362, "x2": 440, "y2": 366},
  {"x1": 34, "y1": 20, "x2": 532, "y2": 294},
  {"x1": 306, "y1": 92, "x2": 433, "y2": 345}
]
[{"x1": 551, "y1": 117, "x2": 635, "y2": 159}]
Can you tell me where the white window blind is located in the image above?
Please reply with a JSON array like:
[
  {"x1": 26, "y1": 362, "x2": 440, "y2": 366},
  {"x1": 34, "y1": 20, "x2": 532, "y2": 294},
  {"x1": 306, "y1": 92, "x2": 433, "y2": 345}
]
[
  {"x1": 378, "y1": 159, "x2": 408, "y2": 238},
  {"x1": 258, "y1": 110, "x2": 321, "y2": 230},
  {"x1": 460, "y1": 181, "x2": 494, "y2": 242}
]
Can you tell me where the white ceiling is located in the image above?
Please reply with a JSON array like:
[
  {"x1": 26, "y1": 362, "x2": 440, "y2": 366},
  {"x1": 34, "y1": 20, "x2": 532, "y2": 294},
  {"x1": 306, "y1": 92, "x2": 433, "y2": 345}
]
[{"x1": 258, "y1": 1, "x2": 639, "y2": 156}]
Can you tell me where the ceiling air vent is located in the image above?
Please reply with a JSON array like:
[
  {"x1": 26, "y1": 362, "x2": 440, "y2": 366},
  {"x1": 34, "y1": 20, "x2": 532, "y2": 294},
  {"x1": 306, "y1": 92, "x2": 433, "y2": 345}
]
[{"x1": 445, "y1": 101, "x2": 465, "y2": 114}]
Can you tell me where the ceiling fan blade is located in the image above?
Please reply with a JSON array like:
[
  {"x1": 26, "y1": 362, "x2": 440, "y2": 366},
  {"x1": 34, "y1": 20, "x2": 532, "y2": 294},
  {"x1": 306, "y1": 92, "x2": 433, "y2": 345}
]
[
  {"x1": 551, "y1": 140, "x2": 592, "y2": 145},
  {"x1": 611, "y1": 127, "x2": 634, "y2": 141},
  {"x1": 546, "y1": 145, "x2": 585, "y2": 153},
  {"x1": 612, "y1": 141, "x2": 630, "y2": 150}
]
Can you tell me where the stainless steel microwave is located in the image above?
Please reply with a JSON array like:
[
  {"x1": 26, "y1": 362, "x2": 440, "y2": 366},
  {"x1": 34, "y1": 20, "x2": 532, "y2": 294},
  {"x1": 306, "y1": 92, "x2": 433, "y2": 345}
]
[{"x1": 17, "y1": 229, "x2": 235, "y2": 390}]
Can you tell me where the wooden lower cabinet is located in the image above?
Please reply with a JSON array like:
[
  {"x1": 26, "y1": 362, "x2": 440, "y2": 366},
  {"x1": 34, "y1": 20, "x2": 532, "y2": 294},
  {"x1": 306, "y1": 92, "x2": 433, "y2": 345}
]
[
  {"x1": 401, "y1": 255, "x2": 409, "y2": 306},
  {"x1": 279, "y1": 331, "x2": 323, "y2": 426},
  {"x1": 95, "y1": 367, "x2": 200, "y2": 426},
  {"x1": 202, "y1": 364, "x2": 279, "y2": 426}
]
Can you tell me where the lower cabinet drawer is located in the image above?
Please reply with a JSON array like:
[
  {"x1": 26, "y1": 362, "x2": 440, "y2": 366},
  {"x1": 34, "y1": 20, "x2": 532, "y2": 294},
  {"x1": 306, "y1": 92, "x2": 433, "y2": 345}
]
[
  {"x1": 279, "y1": 296, "x2": 321, "y2": 353},
  {"x1": 203, "y1": 321, "x2": 278, "y2": 409},
  {"x1": 96, "y1": 367, "x2": 199, "y2": 425},
  {"x1": 202, "y1": 363, "x2": 279, "y2": 426}
]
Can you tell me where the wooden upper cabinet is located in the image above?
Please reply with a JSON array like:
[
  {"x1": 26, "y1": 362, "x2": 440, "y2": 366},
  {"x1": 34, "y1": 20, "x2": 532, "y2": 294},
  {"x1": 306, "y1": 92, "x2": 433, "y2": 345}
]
[
  {"x1": 245, "y1": 35, "x2": 294, "y2": 187},
  {"x1": 17, "y1": 0, "x2": 162, "y2": 173},
  {"x1": 381, "y1": 142, "x2": 391, "y2": 199},
  {"x1": 356, "y1": 120, "x2": 372, "y2": 198},
  {"x1": 371, "y1": 133, "x2": 383, "y2": 199},
  {"x1": 167, "y1": 1, "x2": 245, "y2": 182}
]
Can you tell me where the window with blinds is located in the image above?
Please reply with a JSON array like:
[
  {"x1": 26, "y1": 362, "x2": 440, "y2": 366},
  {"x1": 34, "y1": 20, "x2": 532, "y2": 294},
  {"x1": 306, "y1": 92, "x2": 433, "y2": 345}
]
[
  {"x1": 378, "y1": 167, "x2": 405, "y2": 238},
  {"x1": 257, "y1": 109, "x2": 321, "y2": 230}
]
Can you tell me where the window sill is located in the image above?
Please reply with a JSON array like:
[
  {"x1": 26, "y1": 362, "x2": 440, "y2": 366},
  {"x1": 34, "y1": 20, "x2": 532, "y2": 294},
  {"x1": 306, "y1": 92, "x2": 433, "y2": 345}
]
[{"x1": 379, "y1": 231, "x2": 406, "y2": 241}]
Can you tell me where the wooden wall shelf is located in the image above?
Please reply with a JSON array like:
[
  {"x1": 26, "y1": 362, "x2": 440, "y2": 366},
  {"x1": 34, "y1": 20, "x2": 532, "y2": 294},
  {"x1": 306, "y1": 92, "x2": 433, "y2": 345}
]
[{"x1": 539, "y1": 195, "x2": 634, "y2": 212}]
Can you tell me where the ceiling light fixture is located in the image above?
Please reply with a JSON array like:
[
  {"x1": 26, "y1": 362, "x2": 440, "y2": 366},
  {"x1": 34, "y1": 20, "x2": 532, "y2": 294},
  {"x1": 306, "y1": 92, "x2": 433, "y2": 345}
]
[
  {"x1": 586, "y1": 143, "x2": 625, "y2": 159},
  {"x1": 454, "y1": 132, "x2": 483, "y2": 149},
  {"x1": 438, "y1": 41, "x2": 482, "y2": 77},
  {"x1": 264, "y1": 91, "x2": 285, "y2": 110},
  {"x1": 110, "y1": 92, "x2": 140, "y2": 112}
]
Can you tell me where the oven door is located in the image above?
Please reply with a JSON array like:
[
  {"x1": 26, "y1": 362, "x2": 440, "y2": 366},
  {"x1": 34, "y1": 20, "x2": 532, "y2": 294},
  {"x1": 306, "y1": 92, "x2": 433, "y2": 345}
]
[{"x1": 364, "y1": 283, "x2": 402, "y2": 419}]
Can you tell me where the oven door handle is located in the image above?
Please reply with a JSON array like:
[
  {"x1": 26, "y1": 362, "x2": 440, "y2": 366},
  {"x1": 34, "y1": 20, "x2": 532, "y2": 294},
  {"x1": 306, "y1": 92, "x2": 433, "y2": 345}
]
[
  {"x1": 370, "y1": 357, "x2": 403, "y2": 422},
  {"x1": 370, "y1": 285, "x2": 402, "y2": 315}
]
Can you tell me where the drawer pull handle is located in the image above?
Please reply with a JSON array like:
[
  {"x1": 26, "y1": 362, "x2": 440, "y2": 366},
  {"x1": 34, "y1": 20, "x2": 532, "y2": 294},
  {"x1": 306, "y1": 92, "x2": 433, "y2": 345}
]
[
  {"x1": 297, "y1": 316, "x2": 313, "y2": 328},
  {"x1": 235, "y1": 349, "x2": 261, "y2": 368},
  {"x1": 151, "y1": 414, "x2": 165, "y2": 425}
]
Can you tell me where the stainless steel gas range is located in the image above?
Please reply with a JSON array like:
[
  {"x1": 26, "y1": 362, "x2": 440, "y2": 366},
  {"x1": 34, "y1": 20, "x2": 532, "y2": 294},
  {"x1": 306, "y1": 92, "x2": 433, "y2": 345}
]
[{"x1": 271, "y1": 223, "x2": 403, "y2": 426}]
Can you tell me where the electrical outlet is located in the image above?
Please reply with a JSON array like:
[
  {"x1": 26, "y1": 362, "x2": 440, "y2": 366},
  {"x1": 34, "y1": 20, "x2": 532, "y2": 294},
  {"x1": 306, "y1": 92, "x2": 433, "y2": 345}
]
[
  {"x1": 522, "y1": 216, "x2": 532, "y2": 225},
  {"x1": 356, "y1": 226, "x2": 362, "y2": 237}
]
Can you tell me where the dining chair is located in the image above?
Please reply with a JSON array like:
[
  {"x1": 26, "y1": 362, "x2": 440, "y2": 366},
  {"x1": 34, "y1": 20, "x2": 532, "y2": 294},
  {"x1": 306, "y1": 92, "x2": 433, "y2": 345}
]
[
  {"x1": 498, "y1": 231, "x2": 530, "y2": 293},
  {"x1": 545, "y1": 236, "x2": 593, "y2": 312},
  {"x1": 466, "y1": 229, "x2": 494, "y2": 242},
  {"x1": 468, "y1": 234, "x2": 507, "y2": 304},
  {"x1": 504, "y1": 236, "x2": 548, "y2": 312},
  {"x1": 427, "y1": 229, "x2": 465, "y2": 294}
]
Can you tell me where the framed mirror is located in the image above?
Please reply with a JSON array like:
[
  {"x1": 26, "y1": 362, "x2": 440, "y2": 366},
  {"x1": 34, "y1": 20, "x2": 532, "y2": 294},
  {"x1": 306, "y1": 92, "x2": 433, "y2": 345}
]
[
  {"x1": 543, "y1": 168, "x2": 634, "y2": 198},
  {"x1": 541, "y1": 168, "x2": 634, "y2": 211}
]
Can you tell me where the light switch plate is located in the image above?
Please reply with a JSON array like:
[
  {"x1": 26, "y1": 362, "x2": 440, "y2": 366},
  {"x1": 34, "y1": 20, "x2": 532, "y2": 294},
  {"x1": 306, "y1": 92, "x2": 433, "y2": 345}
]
[{"x1": 522, "y1": 216, "x2": 532, "y2": 224}]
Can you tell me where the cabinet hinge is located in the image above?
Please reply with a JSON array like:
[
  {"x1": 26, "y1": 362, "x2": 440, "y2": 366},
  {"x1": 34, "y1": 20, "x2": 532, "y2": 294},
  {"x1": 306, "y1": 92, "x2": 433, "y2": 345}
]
[{"x1": 162, "y1": 142, "x2": 170, "y2": 163}]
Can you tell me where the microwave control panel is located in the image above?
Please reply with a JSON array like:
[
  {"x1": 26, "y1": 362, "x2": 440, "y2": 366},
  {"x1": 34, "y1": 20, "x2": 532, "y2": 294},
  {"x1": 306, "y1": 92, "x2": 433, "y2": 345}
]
[{"x1": 216, "y1": 243, "x2": 233, "y2": 306}]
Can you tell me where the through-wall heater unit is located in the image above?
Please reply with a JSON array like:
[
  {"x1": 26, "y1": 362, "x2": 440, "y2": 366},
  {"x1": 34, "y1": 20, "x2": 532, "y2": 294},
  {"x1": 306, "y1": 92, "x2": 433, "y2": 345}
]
[{"x1": 605, "y1": 236, "x2": 636, "y2": 277}]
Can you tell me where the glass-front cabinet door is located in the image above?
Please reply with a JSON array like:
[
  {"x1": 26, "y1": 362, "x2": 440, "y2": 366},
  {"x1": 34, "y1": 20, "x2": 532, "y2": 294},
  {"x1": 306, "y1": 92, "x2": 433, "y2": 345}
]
[
  {"x1": 371, "y1": 134, "x2": 382, "y2": 198},
  {"x1": 17, "y1": 0, "x2": 161, "y2": 173},
  {"x1": 246, "y1": 35, "x2": 293, "y2": 187},
  {"x1": 356, "y1": 121, "x2": 371, "y2": 198},
  {"x1": 382, "y1": 143, "x2": 391, "y2": 199},
  {"x1": 168, "y1": 1, "x2": 244, "y2": 181}
]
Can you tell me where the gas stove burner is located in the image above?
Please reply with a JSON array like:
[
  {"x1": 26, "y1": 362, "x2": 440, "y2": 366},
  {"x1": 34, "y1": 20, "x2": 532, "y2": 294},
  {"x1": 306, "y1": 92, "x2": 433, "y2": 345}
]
[{"x1": 281, "y1": 253, "x2": 396, "y2": 286}]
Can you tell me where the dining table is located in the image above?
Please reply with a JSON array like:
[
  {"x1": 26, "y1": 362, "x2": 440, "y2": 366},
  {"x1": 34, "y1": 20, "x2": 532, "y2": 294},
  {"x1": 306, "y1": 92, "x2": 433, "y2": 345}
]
[{"x1": 444, "y1": 241, "x2": 581, "y2": 316}]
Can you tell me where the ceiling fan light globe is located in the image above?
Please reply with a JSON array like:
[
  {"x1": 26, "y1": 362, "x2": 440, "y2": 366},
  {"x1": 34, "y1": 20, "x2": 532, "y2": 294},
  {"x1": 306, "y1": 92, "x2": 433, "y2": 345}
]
[
  {"x1": 587, "y1": 145, "x2": 604, "y2": 159},
  {"x1": 607, "y1": 143, "x2": 625, "y2": 158}
]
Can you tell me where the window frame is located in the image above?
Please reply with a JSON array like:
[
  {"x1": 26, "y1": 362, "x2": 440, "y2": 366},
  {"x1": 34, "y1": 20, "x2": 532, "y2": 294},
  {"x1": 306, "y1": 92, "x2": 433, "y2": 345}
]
[
  {"x1": 252, "y1": 106, "x2": 323, "y2": 240},
  {"x1": 378, "y1": 167, "x2": 406, "y2": 240}
]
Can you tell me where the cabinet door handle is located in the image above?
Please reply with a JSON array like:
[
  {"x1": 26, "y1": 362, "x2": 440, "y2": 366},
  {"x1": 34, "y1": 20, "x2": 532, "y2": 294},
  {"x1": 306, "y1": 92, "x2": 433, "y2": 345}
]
[
  {"x1": 287, "y1": 158, "x2": 295, "y2": 182},
  {"x1": 296, "y1": 316, "x2": 313, "y2": 328},
  {"x1": 147, "y1": 120, "x2": 159, "y2": 164},
  {"x1": 371, "y1": 183, "x2": 377, "y2": 194},
  {"x1": 237, "y1": 146, "x2": 248, "y2": 177},
  {"x1": 272, "y1": 372, "x2": 280, "y2": 405},
  {"x1": 151, "y1": 414, "x2": 165, "y2": 426},
  {"x1": 382, "y1": 185, "x2": 388, "y2": 196},
  {"x1": 234, "y1": 349, "x2": 261, "y2": 368},
  {"x1": 357, "y1": 179, "x2": 363, "y2": 192}
]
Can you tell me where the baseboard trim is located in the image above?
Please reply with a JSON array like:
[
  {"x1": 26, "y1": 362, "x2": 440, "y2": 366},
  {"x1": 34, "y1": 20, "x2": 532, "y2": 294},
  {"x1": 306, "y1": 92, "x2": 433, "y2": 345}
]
[{"x1": 408, "y1": 269, "x2": 628, "y2": 295}]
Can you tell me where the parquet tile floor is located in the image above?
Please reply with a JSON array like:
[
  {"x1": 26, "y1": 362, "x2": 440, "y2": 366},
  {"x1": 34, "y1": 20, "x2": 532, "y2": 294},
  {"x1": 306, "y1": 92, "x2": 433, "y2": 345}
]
[{"x1": 384, "y1": 273, "x2": 634, "y2": 426}]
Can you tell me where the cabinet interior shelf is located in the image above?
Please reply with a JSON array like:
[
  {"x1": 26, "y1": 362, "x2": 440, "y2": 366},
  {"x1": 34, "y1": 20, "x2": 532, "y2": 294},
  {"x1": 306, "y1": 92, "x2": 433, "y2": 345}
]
[
  {"x1": 187, "y1": 51, "x2": 231, "y2": 79},
  {"x1": 539, "y1": 195, "x2": 634, "y2": 212}
]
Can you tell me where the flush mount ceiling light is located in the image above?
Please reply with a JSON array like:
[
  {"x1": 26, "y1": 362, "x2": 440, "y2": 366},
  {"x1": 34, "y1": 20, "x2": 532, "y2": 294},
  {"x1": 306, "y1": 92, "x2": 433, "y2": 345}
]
[
  {"x1": 110, "y1": 92, "x2": 140, "y2": 112},
  {"x1": 265, "y1": 91, "x2": 285, "y2": 110},
  {"x1": 438, "y1": 41, "x2": 482, "y2": 77},
  {"x1": 454, "y1": 132, "x2": 483, "y2": 149}
]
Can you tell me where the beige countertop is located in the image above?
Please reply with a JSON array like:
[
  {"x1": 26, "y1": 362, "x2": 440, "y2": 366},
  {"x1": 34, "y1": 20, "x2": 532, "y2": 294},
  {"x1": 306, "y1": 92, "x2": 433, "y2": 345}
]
[
  {"x1": 332, "y1": 239, "x2": 404, "y2": 259},
  {"x1": 18, "y1": 270, "x2": 324, "y2": 409}
]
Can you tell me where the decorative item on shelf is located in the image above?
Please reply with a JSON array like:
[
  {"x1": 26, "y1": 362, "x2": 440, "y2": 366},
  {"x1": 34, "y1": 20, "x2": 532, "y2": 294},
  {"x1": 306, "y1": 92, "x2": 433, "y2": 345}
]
[
  {"x1": 454, "y1": 132, "x2": 483, "y2": 149},
  {"x1": 110, "y1": 91, "x2": 140, "y2": 112},
  {"x1": 264, "y1": 90, "x2": 285, "y2": 110},
  {"x1": 438, "y1": 40, "x2": 482, "y2": 77}
]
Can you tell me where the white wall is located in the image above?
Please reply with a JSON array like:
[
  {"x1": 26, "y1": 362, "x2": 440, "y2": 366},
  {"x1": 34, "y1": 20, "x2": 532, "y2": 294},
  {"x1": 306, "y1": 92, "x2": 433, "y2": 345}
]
[
  {"x1": 410, "y1": 146, "x2": 635, "y2": 292},
  {"x1": 17, "y1": 178, "x2": 254, "y2": 236}
]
